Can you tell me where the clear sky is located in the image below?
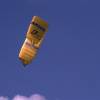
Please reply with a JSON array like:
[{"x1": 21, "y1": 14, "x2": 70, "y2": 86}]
[{"x1": 0, "y1": 0, "x2": 100, "y2": 100}]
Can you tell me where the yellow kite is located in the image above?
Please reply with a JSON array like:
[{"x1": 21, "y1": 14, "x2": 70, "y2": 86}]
[{"x1": 19, "y1": 16, "x2": 48, "y2": 66}]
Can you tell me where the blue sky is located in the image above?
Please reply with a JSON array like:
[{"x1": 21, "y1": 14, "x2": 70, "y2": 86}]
[{"x1": 0, "y1": 0, "x2": 100, "y2": 100}]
